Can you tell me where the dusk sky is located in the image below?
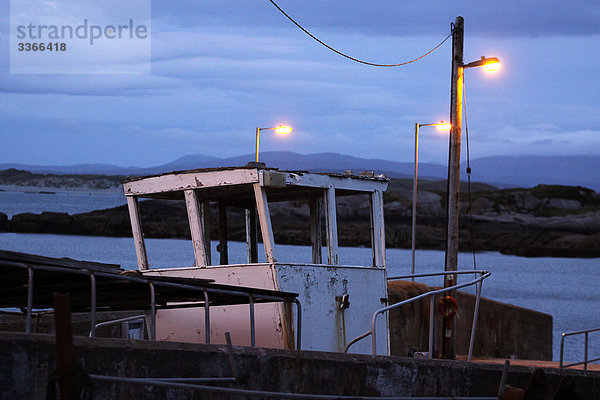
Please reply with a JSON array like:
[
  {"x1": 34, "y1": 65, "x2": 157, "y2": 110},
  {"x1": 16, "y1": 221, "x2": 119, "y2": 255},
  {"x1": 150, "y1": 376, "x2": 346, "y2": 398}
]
[{"x1": 1, "y1": 1, "x2": 599, "y2": 168}]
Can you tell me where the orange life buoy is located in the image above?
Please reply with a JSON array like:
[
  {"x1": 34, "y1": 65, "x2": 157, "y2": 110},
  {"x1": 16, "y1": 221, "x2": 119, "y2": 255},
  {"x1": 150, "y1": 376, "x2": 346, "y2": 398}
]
[{"x1": 438, "y1": 296, "x2": 459, "y2": 318}]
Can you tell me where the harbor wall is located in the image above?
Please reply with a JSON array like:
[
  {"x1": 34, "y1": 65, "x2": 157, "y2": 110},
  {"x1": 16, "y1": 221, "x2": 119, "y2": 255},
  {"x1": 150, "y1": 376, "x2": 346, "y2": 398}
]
[
  {"x1": 1, "y1": 331, "x2": 597, "y2": 400},
  {"x1": 387, "y1": 281, "x2": 553, "y2": 360}
]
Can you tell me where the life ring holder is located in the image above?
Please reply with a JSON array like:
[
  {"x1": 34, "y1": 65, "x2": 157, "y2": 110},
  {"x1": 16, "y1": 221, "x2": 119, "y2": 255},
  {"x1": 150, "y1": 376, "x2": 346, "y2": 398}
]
[{"x1": 438, "y1": 296, "x2": 459, "y2": 318}]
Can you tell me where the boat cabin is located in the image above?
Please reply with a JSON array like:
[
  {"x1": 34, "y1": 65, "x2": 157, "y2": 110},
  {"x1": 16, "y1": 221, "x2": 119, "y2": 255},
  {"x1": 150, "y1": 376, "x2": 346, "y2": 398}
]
[{"x1": 123, "y1": 165, "x2": 389, "y2": 354}]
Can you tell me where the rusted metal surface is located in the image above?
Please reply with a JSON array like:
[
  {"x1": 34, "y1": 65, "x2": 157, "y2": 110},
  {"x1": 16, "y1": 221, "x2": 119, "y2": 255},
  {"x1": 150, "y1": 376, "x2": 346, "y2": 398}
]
[
  {"x1": 120, "y1": 165, "x2": 389, "y2": 354},
  {"x1": 151, "y1": 263, "x2": 387, "y2": 354},
  {"x1": 152, "y1": 264, "x2": 287, "y2": 348}
]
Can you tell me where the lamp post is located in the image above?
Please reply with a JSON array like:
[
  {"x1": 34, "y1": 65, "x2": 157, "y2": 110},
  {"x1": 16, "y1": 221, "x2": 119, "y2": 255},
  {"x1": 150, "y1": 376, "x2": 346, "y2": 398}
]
[
  {"x1": 255, "y1": 125, "x2": 293, "y2": 162},
  {"x1": 411, "y1": 121, "x2": 451, "y2": 281},
  {"x1": 443, "y1": 16, "x2": 500, "y2": 359}
]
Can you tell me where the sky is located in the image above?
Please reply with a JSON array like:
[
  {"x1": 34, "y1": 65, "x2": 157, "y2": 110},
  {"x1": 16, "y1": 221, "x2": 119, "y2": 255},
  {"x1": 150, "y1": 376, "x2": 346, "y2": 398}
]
[{"x1": 1, "y1": 0, "x2": 599, "y2": 168}]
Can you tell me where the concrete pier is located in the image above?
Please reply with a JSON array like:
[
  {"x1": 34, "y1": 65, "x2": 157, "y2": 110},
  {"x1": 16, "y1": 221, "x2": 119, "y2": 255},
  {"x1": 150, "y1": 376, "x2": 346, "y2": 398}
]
[{"x1": 1, "y1": 331, "x2": 598, "y2": 399}]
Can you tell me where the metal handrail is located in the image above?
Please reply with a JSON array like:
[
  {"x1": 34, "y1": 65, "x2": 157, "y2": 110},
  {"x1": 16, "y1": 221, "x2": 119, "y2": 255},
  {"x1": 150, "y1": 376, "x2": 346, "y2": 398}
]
[
  {"x1": 559, "y1": 327, "x2": 600, "y2": 370},
  {"x1": 344, "y1": 270, "x2": 491, "y2": 360},
  {"x1": 88, "y1": 315, "x2": 148, "y2": 338},
  {"x1": 7, "y1": 259, "x2": 302, "y2": 350}
]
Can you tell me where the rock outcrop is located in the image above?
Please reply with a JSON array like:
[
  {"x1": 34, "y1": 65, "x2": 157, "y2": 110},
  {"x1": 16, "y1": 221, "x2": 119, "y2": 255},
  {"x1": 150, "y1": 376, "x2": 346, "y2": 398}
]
[{"x1": 2, "y1": 183, "x2": 599, "y2": 258}]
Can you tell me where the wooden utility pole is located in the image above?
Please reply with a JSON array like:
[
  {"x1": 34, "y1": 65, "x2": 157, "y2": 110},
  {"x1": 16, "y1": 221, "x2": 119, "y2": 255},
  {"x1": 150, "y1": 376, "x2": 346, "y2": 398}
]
[{"x1": 443, "y1": 16, "x2": 464, "y2": 359}]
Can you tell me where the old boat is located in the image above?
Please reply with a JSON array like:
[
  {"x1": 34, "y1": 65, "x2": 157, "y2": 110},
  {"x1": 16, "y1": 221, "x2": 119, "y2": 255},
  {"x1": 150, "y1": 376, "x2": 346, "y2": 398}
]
[{"x1": 122, "y1": 164, "x2": 390, "y2": 354}]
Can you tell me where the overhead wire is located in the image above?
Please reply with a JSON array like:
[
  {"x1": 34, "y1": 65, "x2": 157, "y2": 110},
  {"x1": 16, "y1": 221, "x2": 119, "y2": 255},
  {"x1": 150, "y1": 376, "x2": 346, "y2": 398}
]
[
  {"x1": 267, "y1": 0, "x2": 451, "y2": 67},
  {"x1": 463, "y1": 74, "x2": 478, "y2": 271}
]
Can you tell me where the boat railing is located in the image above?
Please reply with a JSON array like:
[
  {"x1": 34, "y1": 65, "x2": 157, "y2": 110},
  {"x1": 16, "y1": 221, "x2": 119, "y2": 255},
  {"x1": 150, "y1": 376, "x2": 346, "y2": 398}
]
[
  {"x1": 88, "y1": 314, "x2": 149, "y2": 339},
  {"x1": 559, "y1": 327, "x2": 600, "y2": 370},
  {"x1": 1, "y1": 256, "x2": 301, "y2": 350},
  {"x1": 344, "y1": 270, "x2": 491, "y2": 360}
]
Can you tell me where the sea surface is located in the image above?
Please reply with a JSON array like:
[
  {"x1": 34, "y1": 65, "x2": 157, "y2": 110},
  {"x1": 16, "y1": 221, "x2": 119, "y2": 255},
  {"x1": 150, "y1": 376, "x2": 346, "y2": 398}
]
[
  {"x1": 0, "y1": 188, "x2": 126, "y2": 218},
  {"x1": 1, "y1": 190, "x2": 599, "y2": 363}
]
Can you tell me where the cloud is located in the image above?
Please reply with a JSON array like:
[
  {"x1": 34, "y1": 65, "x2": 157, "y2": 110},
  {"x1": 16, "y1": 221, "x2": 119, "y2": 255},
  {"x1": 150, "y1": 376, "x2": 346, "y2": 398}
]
[
  {"x1": 0, "y1": 1, "x2": 599, "y2": 167},
  {"x1": 0, "y1": 70, "x2": 183, "y2": 96},
  {"x1": 471, "y1": 127, "x2": 600, "y2": 158},
  {"x1": 152, "y1": 0, "x2": 600, "y2": 37}
]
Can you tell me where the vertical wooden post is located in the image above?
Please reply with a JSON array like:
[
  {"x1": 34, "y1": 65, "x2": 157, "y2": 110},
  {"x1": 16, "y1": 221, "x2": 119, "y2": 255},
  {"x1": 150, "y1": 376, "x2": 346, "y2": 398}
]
[
  {"x1": 53, "y1": 293, "x2": 74, "y2": 400},
  {"x1": 245, "y1": 208, "x2": 258, "y2": 263},
  {"x1": 309, "y1": 195, "x2": 322, "y2": 264},
  {"x1": 218, "y1": 201, "x2": 228, "y2": 265},
  {"x1": 184, "y1": 189, "x2": 208, "y2": 267},
  {"x1": 253, "y1": 183, "x2": 276, "y2": 263},
  {"x1": 201, "y1": 200, "x2": 212, "y2": 265},
  {"x1": 324, "y1": 187, "x2": 339, "y2": 265},
  {"x1": 443, "y1": 15, "x2": 464, "y2": 360},
  {"x1": 412, "y1": 123, "x2": 420, "y2": 277},
  {"x1": 126, "y1": 196, "x2": 149, "y2": 271},
  {"x1": 370, "y1": 190, "x2": 386, "y2": 268}
]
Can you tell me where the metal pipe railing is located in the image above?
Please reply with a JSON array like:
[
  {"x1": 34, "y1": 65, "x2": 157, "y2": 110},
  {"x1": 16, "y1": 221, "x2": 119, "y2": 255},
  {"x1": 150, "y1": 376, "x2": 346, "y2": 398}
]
[
  {"x1": 26, "y1": 266, "x2": 33, "y2": 333},
  {"x1": 294, "y1": 298, "x2": 302, "y2": 350},
  {"x1": 467, "y1": 279, "x2": 483, "y2": 361},
  {"x1": 149, "y1": 282, "x2": 156, "y2": 341},
  {"x1": 249, "y1": 295, "x2": 256, "y2": 347},
  {"x1": 89, "y1": 315, "x2": 146, "y2": 337},
  {"x1": 89, "y1": 374, "x2": 500, "y2": 400},
  {"x1": 7, "y1": 260, "x2": 301, "y2": 349},
  {"x1": 89, "y1": 272, "x2": 97, "y2": 338},
  {"x1": 203, "y1": 288, "x2": 210, "y2": 344},
  {"x1": 344, "y1": 270, "x2": 491, "y2": 358},
  {"x1": 559, "y1": 327, "x2": 600, "y2": 370}
]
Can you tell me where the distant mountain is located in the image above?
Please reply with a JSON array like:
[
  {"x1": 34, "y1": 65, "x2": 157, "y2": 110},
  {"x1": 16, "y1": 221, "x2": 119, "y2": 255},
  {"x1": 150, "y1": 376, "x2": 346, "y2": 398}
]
[
  {"x1": 141, "y1": 152, "x2": 448, "y2": 180},
  {"x1": 1, "y1": 153, "x2": 598, "y2": 191},
  {"x1": 0, "y1": 162, "x2": 131, "y2": 175},
  {"x1": 149, "y1": 154, "x2": 222, "y2": 172}
]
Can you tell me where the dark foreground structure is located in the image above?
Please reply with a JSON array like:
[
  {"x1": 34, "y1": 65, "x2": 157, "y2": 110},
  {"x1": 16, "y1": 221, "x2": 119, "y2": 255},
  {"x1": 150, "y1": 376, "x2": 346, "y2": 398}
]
[{"x1": 1, "y1": 331, "x2": 599, "y2": 399}]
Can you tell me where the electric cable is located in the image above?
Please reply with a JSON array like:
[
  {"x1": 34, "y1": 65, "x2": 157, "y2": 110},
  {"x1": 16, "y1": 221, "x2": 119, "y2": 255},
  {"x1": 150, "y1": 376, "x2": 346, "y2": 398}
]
[
  {"x1": 267, "y1": 0, "x2": 451, "y2": 67},
  {"x1": 463, "y1": 74, "x2": 478, "y2": 271}
]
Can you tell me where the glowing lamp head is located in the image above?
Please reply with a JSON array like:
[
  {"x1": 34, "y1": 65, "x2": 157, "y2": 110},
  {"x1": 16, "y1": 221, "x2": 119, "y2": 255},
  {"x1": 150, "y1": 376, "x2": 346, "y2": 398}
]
[
  {"x1": 436, "y1": 121, "x2": 452, "y2": 131},
  {"x1": 463, "y1": 56, "x2": 501, "y2": 73},
  {"x1": 483, "y1": 60, "x2": 501, "y2": 72},
  {"x1": 275, "y1": 125, "x2": 292, "y2": 135}
]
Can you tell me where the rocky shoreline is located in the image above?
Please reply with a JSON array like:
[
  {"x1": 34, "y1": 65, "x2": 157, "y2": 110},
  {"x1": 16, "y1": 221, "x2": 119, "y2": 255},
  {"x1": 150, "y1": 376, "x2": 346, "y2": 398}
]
[{"x1": 1, "y1": 182, "x2": 599, "y2": 258}]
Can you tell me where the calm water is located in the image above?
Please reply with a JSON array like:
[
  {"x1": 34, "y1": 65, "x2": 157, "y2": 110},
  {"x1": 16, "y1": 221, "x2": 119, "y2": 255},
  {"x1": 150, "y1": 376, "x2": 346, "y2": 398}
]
[
  {"x1": 0, "y1": 189, "x2": 126, "y2": 218},
  {"x1": 1, "y1": 190, "x2": 599, "y2": 362}
]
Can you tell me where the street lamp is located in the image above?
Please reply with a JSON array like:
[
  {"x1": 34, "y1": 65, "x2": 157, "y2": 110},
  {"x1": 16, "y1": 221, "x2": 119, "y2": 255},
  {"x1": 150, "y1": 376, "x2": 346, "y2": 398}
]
[
  {"x1": 255, "y1": 125, "x2": 293, "y2": 162},
  {"x1": 463, "y1": 56, "x2": 500, "y2": 71},
  {"x1": 443, "y1": 16, "x2": 500, "y2": 359},
  {"x1": 411, "y1": 121, "x2": 451, "y2": 280}
]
